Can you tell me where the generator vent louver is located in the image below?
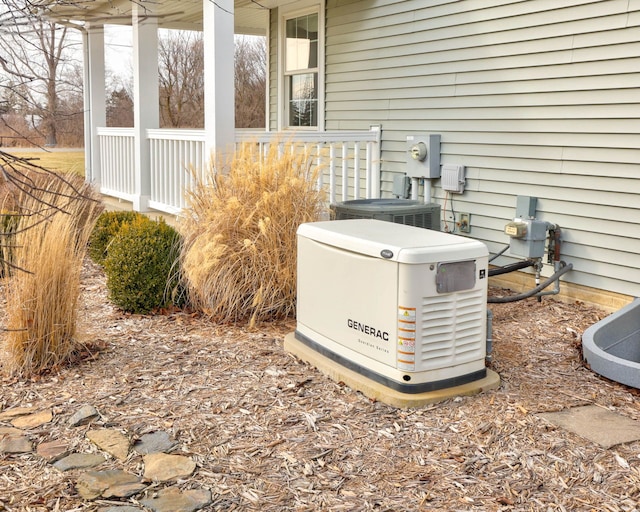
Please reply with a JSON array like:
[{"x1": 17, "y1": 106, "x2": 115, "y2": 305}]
[
  {"x1": 332, "y1": 199, "x2": 441, "y2": 231},
  {"x1": 419, "y1": 289, "x2": 485, "y2": 368}
]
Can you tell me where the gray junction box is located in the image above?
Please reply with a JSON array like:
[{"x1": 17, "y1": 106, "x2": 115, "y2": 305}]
[{"x1": 506, "y1": 218, "x2": 549, "y2": 259}]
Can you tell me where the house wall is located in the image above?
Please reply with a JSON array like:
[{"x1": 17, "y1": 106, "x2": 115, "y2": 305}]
[{"x1": 323, "y1": 0, "x2": 640, "y2": 299}]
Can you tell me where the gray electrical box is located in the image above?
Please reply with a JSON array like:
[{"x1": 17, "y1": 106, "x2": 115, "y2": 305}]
[
  {"x1": 515, "y1": 196, "x2": 537, "y2": 219},
  {"x1": 505, "y1": 218, "x2": 548, "y2": 259},
  {"x1": 392, "y1": 174, "x2": 411, "y2": 198},
  {"x1": 406, "y1": 134, "x2": 440, "y2": 179}
]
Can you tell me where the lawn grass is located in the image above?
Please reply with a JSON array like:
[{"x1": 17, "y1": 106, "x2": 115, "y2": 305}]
[{"x1": 2, "y1": 149, "x2": 85, "y2": 177}]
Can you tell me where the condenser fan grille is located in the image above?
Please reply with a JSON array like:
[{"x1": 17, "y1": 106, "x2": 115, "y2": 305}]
[{"x1": 332, "y1": 199, "x2": 441, "y2": 231}]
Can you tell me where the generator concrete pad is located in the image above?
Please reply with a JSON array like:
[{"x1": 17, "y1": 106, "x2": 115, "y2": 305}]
[
  {"x1": 539, "y1": 405, "x2": 640, "y2": 448},
  {"x1": 284, "y1": 333, "x2": 500, "y2": 408}
]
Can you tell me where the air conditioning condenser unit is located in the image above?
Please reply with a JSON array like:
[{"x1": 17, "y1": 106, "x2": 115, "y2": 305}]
[
  {"x1": 332, "y1": 198, "x2": 441, "y2": 231},
  {"x1": 285, "y1": 219, "x2": 500, "y2": 407}
]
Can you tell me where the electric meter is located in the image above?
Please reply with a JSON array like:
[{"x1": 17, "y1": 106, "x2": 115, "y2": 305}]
[
  {"x1": 505, "y1": 221, "x2": 527, "y2": 238},
  {"x1": 406, "y1": 134, "x2": 440, "y2": 178},
  {"x1": 409, "y1": 142, "x2": 427, "y2": 161}
]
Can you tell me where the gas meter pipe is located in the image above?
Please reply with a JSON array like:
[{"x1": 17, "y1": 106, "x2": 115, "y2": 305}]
[
  {"x1": 488, "y1": 262, "x2": 573, "y2": 304},
  {"x1": 547, "y1": 227, "x2": 562, "y2": 263}
]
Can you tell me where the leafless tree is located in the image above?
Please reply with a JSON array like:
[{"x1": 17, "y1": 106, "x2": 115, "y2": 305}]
[
  {"x1": 0, "y1": 1, "x2": 82, "y2": 147},
  {"x1": 235, "y1": 35, "x2": 266, "y2": 129},
  {"x1": 158, "y1": 31, "x2": 204, "y2": 128},
  {"x1": 157, "y1": 32, "x2": 266, "y2": 129},
  {"x1": 2, "y1": 1, "x2": 267, "y2": 141}
]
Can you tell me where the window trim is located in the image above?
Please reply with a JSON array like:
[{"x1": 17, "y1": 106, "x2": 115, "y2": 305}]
[{"x1": 278, "y1": 2, "x2": 324, "y2": 131}]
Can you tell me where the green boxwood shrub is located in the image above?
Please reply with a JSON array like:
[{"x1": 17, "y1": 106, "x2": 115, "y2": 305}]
[
  {"x1": 88, "y1": 210, "x2": 143, "y2": 265},
  {"x1": 104, "y1": 216, "x2": 184, "y2": 314}
]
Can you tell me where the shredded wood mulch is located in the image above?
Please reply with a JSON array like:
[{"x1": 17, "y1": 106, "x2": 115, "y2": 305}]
[{"x1": 2, "y1": 260, "x2": 640, "y2": 511}]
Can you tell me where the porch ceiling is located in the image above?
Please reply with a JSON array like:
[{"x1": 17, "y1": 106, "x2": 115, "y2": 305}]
[{"x1": 33, "y1": 0, "x2": 269, "y2": 35}]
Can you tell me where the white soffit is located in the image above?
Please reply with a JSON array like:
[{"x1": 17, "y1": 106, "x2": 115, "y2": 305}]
[{"x1": 34, "y1": 0, "x2": 268, "y2": 35}]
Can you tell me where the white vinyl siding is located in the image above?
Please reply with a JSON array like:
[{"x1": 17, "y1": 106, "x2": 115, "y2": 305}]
[{"x1": 324, "y1": 0, "x2": 640, "y2": 297}]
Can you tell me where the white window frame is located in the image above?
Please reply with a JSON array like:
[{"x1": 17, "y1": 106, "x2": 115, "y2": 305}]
[{"x1": 278, "y1": 1, "x2": 324, "y2": 131}]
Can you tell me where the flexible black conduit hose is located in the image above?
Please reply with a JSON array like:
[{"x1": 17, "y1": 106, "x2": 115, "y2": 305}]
[
  {"x1": 488, "y1": 263, "x2": 573, "y2": 304},
  {"x1": 489, "y1": 245, "x2": 509, "y2": 263},
  {"x1": 488, "y1": 259, "x2": 534, "y2": 277}
]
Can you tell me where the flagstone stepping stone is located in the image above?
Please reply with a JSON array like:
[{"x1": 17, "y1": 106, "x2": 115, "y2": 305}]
[
  {"x1": 69, "y1": 404, "x2": 100, "y2": 427},
  {"x1": 11, "y1": 410, "x2": 53, "y2": 429},
  {"x1": 86, "y1": 429, "x2": 130, "y2": 460},
  {"x1": 133, "y1": 431, "x2": 176, "y2": 454},
  {"x1": 139, "y1": 486, "x2": 212, "y2": 512},
  {"x1": 143, "y1": 453, "x2": 196, "y2": 482},
  {"x1": 98, "y1": 507, "x2": 142, "y2": 512},
  {"x1": 0, "y1": 434, "x2": 32, "y2": 454},
  {"x1": 76, "y1": 470, "x2": 145, "y2": 500},
  {"x1": 0, "y1": 407, "x2": 35, "y2": 421},
  {"x1": 37, "y1": 440, "x2": 69, "y2": 462},
  {"x1": 53, "y1": 452, "x2": 106, "y2": 471},
  {"x1": 0, "y1": 426, "x2": 24, "y2": 436}
]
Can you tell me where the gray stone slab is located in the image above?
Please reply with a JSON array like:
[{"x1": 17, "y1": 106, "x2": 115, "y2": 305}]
[
  {"x1": 0, "y1": 434, "x2": 32, "y2": 454},
  {"x1": 69, "y1": 404, "x2": 100, "y2": 427},
  {"x1": 140, "y1": 486, "x2": 212, "y2": 512},
  {"x1": 99, "y1": 508, "x2": 142, "y2": 512},
  {"x1": 133, "y1": 431, "x2": 176, "y2": 455},
  {"x1": 539, "y1": 405, "x2": 640, "y2": 448},
  {"x1": 53, "y1": 452, "x2": 106, "y2": 471}
]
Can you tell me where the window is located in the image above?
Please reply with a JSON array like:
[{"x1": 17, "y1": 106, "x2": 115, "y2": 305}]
[{"x1": 284, "y1": 11, "x2": 319, "y2": 128}]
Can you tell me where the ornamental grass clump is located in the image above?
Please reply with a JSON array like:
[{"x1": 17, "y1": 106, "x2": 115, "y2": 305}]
[
  {"x1": 181, "y1": 142, "x2": 327, "y2": 326},
  {"x1": 3, "y1": 173, "x2": 101, "y2": 376}
]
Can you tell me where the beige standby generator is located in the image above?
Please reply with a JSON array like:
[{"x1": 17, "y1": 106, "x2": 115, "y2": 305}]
[{"x1": 290, "y1": 219, "x2": 496, "y2": 400}]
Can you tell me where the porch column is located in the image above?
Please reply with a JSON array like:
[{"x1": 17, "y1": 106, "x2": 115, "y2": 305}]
[
  {"x1": 132, "y1": 5, "x2": 159, "y2": 211},
  {"x1": 82, "y1": 23, "x2": 106, "y2": 187},
  {"x1": 203, "y1": 0, "x2": 235, "y2": 165}
]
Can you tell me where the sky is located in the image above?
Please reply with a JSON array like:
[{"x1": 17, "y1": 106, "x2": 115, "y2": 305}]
[{"x1": 104, "y1": 25, "x2": 133, "y2": 85}]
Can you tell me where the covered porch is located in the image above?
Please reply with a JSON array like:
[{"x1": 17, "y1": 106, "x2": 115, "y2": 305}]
[{"x1": 36, "y1": 0, "x2": 383, "y2": 214}]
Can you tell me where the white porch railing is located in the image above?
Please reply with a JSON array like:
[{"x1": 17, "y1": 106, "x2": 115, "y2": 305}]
[
  {"x1": 236, "y1": 126, "x2": 382, "y2": 205},
  {"x1": 96, "y1": 126, "x2": 382, "y2": 215},
  {"x1": 147, "y1": 129, "x2": 207, "y2": 214},
  {"x1": 96, "y1": 127, "x2": 136, "y2": 202}
]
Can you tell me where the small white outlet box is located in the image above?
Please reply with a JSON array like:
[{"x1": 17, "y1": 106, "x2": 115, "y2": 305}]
[{"x1": 442, "y1": 164, "x2": 466, "y2": 193}]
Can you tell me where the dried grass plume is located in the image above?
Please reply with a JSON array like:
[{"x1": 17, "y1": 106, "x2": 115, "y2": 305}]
[
  {"x1": 2, "y1": 171, "x2": 101, "y2": 376},
  {"x1": 181, "y1": 142, "x2": 328, "y2": 326}
]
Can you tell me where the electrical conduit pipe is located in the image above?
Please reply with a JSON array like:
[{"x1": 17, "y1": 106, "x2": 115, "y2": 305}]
[{"x1": 488, "y1": 262, "x2": 573, "y2": 304}]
